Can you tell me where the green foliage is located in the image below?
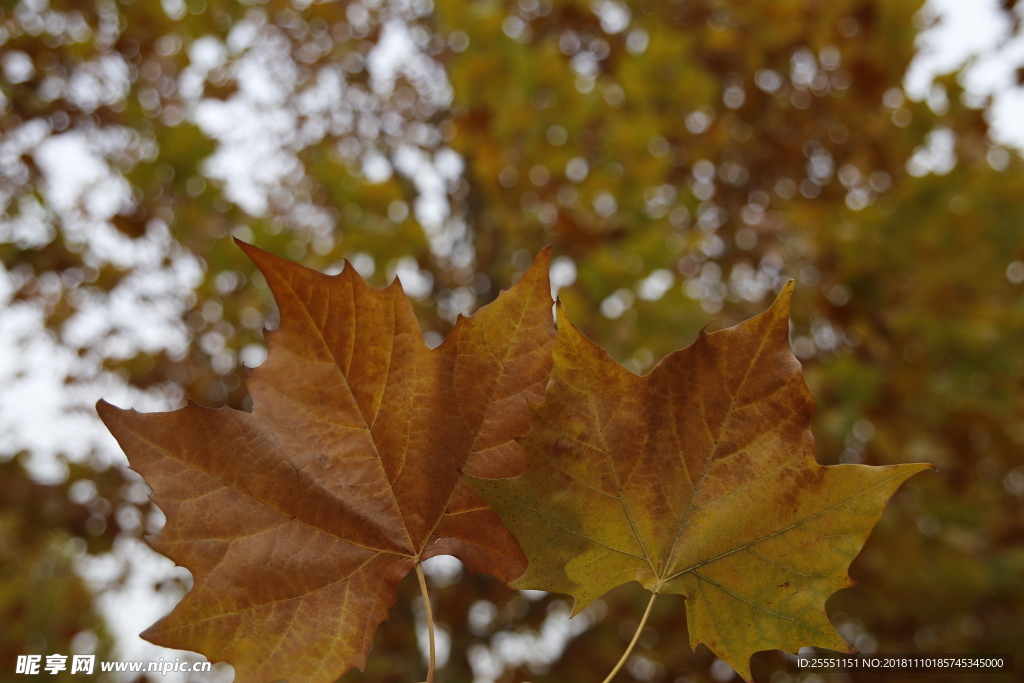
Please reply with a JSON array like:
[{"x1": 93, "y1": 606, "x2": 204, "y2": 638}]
[{"x1": 0, "y1": 456, "x2": 133, "y2": 673}]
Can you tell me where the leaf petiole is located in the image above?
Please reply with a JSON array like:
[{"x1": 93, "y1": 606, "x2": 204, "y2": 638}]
[
  {"x1": 601, "y1": 592, "x2": 658, "y2": 683},
  {"x1": 415, "y1": 562, "x2": 436, "y2": 683}
]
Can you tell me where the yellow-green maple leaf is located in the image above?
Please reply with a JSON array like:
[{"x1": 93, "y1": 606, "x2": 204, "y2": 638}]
[{"x1": 468, "y1": 282, "x2": 930, "y2": 682}]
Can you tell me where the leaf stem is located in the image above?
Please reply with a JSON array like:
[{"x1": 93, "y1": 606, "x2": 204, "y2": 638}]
[
  {"x1": 415, "y1": 562, "x2": 435, "y2": 683},
  {"x1": 601, "y1": 592, "x2": 658, "y2": 683}
]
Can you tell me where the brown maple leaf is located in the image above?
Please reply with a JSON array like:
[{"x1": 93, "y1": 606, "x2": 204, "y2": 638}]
[
  {"x1": 97, "y1": 240, "x2": 555, "y2": 683},
  {"x1": 468, "y1": 282, "x2": 931, "y2": 682}
]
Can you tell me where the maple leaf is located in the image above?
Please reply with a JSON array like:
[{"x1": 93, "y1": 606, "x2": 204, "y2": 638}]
[
  {"x1": 96, "y1": 240, "x2": 555, "y2": 683},
  {"x1": 467, "y1": 282, "x2": 931, "y2": 682}
]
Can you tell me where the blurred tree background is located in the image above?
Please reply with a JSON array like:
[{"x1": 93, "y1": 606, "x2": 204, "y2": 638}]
[{"x1": 2, "y1": 0, "x2": 1023, "y2": 681}]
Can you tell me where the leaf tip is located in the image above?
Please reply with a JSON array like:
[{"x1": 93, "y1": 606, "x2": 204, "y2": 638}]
[
  {"x1": 233, "y1": 235, "x2": 261, "y2": 257},
  {"x1": 568, "y1": 601, "x2": 588, "y2": 619},
  {"x1": 553, "y1": 300, "x2": 577, "y2": 332},
  {"x1": 900, "y1": 462, "x2": 936, "y2": 479},
  {"x1": 385, "y1": 273, "x2": 404, "y2": 291},
  {"x1": 139, "y1": 621, "x2": 171, "y2": 648},
  {"x1": 95, "y1": 398, "x2": 125, "y2": 424},
  {"x1": 234, "y1": 238, "x2": 285, "y2": 280},
  {"x1": 516, "y1": 245, "x2": 555, "y2": 298},
  {"x1": 772, "y1": 278, "x2": 796, "y2": 309}
]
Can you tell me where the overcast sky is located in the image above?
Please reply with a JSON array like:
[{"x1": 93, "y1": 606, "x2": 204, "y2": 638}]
[{"x1": 907, "y1": 0, "x2": 1024, "y2": 150}]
